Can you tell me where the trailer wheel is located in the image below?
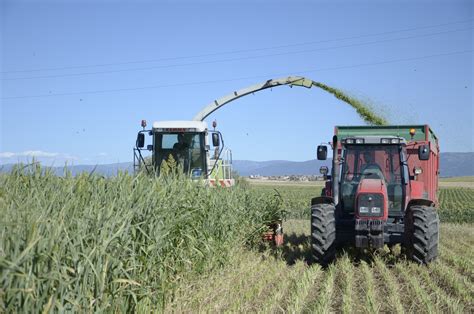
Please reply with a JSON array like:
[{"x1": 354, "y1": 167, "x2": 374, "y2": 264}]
[
  {"x1": 311, "y1": 203, "x2": 336, "y2": 266},
  {"x1": 404, "y1": 205, "x2": 439, "y2": 264}
]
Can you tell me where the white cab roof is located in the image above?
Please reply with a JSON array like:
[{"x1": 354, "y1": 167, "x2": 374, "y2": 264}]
[{"x1": 152, "y1": 120, "x2": 208, "y2": 132}]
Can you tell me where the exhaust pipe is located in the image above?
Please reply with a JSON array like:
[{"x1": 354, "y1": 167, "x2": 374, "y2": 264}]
[{"x1": 332, "y1": 135, "x2": 339, "y2": 206}]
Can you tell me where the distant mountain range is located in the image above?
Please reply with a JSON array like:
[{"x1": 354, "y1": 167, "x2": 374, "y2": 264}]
[
  {"x1": 439, "y1": 152, "x2": 474, "y2": 177},
  {"x1": 1, "y1": 152, "x2": 472, "y2": 178}
]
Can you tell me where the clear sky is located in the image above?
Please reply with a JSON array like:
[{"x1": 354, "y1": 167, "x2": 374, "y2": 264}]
[{"x1": 1, "y1": 0, "x2": 472, "y2": 165}]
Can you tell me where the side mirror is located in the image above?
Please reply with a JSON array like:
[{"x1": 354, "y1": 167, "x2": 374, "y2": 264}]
[
  {"x1": 136, "y1": 133, "x2": 145, "y2": 148},
  {"x1": 212, "y1": 133, "x2": 220, "y2": 147},
  {"x1": 317, "y1": 145, "x2": 327, "y2": 160},
  {"x1": 319, "y1": 166, "x2": 328, "y2": 175},
  {"x1": 418, "y1": 144, "x2": 430, "y2": 160}
]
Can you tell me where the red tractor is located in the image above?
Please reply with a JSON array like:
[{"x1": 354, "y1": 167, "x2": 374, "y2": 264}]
[{"x1": 313, "y1": 125, "x2": 440, "y2": 265}]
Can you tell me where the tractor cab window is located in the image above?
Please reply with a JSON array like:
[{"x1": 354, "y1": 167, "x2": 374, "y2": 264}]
[
  {"x1": 154, "y1": 132, "x2": 206, "y2": 176},
  {"x1": 341, "y1": 145, "x2": 404, "y2": 215}
]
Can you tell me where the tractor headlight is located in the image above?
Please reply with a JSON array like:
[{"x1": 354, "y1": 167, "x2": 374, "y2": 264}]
[
  {"x1": 344, "y1": 138, "x2": 364, "y2": 144},
  {"x1": 381, "y1": 138, "x2": 401, "y2": 144},
  {"x1": 358, "y1": 194, "x2": 384, "y2": 217},
  {"x1": 371, "y1": 206, "x2": 381, "y2": 214}
]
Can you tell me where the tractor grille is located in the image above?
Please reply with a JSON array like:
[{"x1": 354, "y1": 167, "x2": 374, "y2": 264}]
[
  {"x1": 357, "y1": 193, "x2": 384, "y2": 217},
  {"x1": 355, "y1": 219, "x2": 385, "y2": 232}
]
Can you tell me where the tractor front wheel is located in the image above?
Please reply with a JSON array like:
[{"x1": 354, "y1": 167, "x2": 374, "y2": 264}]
[
  {"x1": 311, "y1": 203, "x2": 336, "y2": 266},
  {"x1": 404, "y1": 205, "x2": 439, "y2": 264}
]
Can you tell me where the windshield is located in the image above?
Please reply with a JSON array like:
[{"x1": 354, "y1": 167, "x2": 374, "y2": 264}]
[
  {"x1": 340, "y1": 145, "x2": 404, "y2": 214},
  {"x1": 154, "y1": 132, "x2": 206, "y2": 176}
]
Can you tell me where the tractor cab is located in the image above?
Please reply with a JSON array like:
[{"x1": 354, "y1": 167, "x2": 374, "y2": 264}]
[
  {"x1": 337, "y1": 136, "x2": 408, "y2": 219},
  {"x1": 133, "y1": 120, "x2": 233, "y2": 184}
]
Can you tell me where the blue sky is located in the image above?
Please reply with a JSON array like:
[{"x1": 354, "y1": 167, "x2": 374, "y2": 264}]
[{"x1": 1, "y1": 0, "x2": 472, "y2": 165}]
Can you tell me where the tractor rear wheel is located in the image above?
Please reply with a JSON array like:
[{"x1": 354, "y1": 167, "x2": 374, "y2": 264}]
[
  {"x1": 404, "y1": 205, "x2": 439, "y2": 264},
  {"x1": 311, "y1": 203, "x2": 336, "y2": 266}
]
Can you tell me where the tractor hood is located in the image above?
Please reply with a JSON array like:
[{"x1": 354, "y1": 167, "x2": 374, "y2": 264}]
[{"x1": 358, "y1": 178, "x2": 386, "y2": 194}]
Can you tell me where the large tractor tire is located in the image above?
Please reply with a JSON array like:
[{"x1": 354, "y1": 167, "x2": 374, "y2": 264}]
[
  {"x1": 404, "y1": 205, "x2": 439, "y2": 264},
  {"x1": 311, "y1": 203, "x2": 336, "y2": 266}
]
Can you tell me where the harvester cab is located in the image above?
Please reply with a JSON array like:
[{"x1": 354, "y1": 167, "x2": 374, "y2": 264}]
[
  {"x1": 312, "y1": 125, "x2": 440, "y2": 265},
  {"x1": 133, "y1": 77, "x2": 318, "y2": 184},
  {"x1": 133, "y1": 120, "x2": 234, "y2": 186}
]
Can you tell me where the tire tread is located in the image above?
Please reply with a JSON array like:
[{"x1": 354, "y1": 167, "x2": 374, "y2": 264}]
[
  {"x1": 311, "y1": 203, "x2": 336, "y2": 266},
  {"x1": 404, "y1": 205, "x2": 439, "y2": 264}
]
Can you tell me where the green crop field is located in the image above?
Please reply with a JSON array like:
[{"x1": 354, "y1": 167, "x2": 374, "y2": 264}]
[
  {"x1": 250, "y1": 182, "x2": 474, "y2": 223},
  {"x1": 438, "y1": 188, "x2": 474, "y2": 223},
  {"x1": 1, "y1": 167, "x2": 473, "y2": 312},
  {"x1": 0, "y1": 166, "x2": 283, "y2": 312},
  {"x1": 250, "y1": 183, "x2": 321, "y2": 219}
]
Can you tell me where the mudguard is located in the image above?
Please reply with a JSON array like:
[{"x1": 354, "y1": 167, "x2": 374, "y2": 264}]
[
  {"x1": 406, "y1": 198, "x2": 436, "y2": 209},
  {"x1": 311, "y1": 196, "x2": 334, "y2": 206}
]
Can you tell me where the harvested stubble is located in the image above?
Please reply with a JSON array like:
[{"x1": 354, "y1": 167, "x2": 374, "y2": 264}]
[{"x1": 167, "y1": 221, "x2": 474, "y2": 313}]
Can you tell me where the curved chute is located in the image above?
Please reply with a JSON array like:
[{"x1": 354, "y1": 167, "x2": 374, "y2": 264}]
[
  {"x1": 192, "y1": 76, "x2": 387, "y2": 126},
  {"x1": 192, "y1": 76, "x2": 313, "y2": 122}
]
